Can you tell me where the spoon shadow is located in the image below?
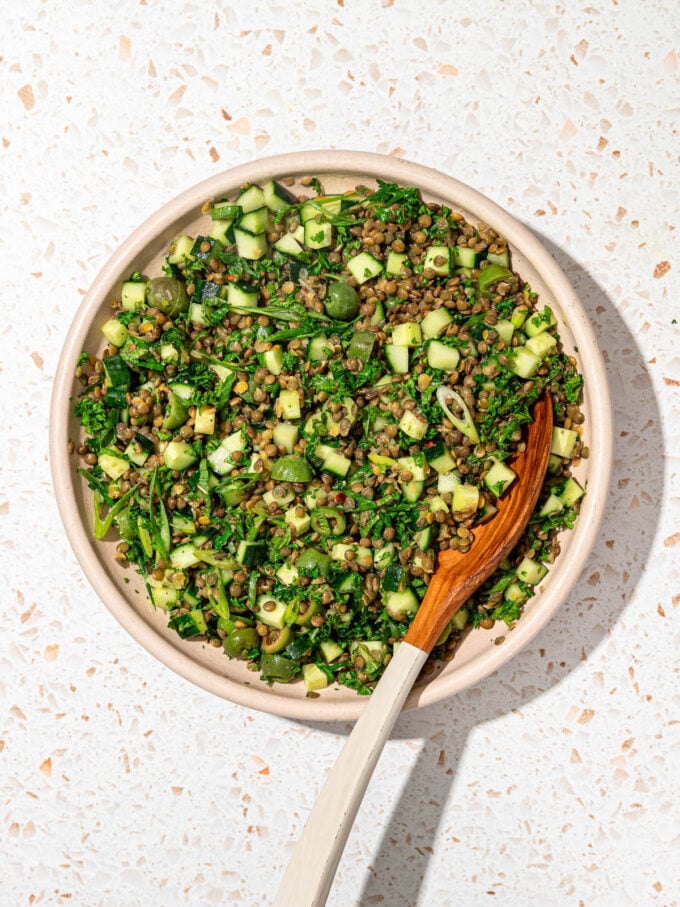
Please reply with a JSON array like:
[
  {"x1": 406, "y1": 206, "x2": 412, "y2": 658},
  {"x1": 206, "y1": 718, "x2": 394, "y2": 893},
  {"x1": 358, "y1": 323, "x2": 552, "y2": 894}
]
[{"x1": 295, "y1": 238, "x2": 666, "y2": 906}]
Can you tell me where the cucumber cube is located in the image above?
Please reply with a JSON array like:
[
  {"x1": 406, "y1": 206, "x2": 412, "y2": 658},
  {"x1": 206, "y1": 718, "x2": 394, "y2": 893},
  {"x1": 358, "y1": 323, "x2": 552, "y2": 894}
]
[
  {"x1": 263, "y1": 345, "x2": 284, "y2": 375},
  {"x1": 302, "y1": 663, "x2": 328, "y2": 692},
  {"x1": 484, "y1": 459, "x2": 517, "y2": 497},
  {"x1": 437, "y1": 472, "x2": 460, "y2": 493},
  {"x1": 277, "y1": 389, "x2": 301, "y2": 420},
  {"x1": 167, "y1": 234, "x2": 195, "y2": 265},
  {"x1": 427, "y1": 340, "x2": 460, "y2": 371},
  {"x1": 120, "y1": 280, "x2": 147, "y2": 312},
  {"x1": 391, "y1": 322, "x2": 422, "y2": 347},
  {"x1": 539, "y1": 493, "x2": 565, "y2": 517},
  {"x1": 526, "y1": 332, "x2": 557, "y2": 359},
  {"x1": 194, "y1": 406, "x2": 216, "y2": 435},
  {"x1": 550, "y1": 426, "x2": 578, "y2": 459},
  {"x1": 322, "y1": 450, "x2": 352, "y2": 477},
  {"x1": 516, "y1": 557, "x2": 548, "y2": 585},
  {"x1": 254, "y1": 594, "x2": 287, "y2": 629},
  {"x1": 98, "y1": 452, "x2": 130, "y2": 481},
  {"x1": 164, "y1": 440, "x2": 198, "y2": 471},
  {"x1": 525, "y1": 307, "x2": 557, "y2": 338},
  {"x1": 304, "y1": 220, "x2": 333, "y2": 249},
  {"x1": 384, "y1": 343, "x2": 409, "y2": 374},
  {"x1": 272, "y1": 422, "x2": 299, "y2": 454},
  {"x1": 347, "y1": 251, "x2": 383, "y2": 284},
  {"x1": 508, "y1": 347, "x2": 541, "y2": 378},
  {"x1": 396, "y1": 456, "x2": 428, "y2": 482},
  {"x1": 285, "y1": 507, "x2": 311, "y2": 536},
  {"x1": 385, "y1": 251, "x2": 409, "y2": 276},
  {"x1": 101, "y1": 317, "x2": 129, "y2": 348},
  {"x1": 423, "y1": 245, "x2": 451, "y2": 275},
  {"x1": 494, "y1": 319, "x2": 514, "y2": 344},
  {"x1": 559, "y1": 477, "x2": 585, "y2": 506},
  {"x1": 421, "y1": 307, "x2": 453, "y2": 339},
  {"x1": 452, "y1": 484, "x2": 479, "y2": 513},
  {"x1": 398, "y1": 411, "x2": 428, "y2": 440},
  {"x1": 319, "y1": 640, "x2": 344, "y2": 663},
  {"x1": 276, "y1": 563, "x2": 299, "y2": 586}
]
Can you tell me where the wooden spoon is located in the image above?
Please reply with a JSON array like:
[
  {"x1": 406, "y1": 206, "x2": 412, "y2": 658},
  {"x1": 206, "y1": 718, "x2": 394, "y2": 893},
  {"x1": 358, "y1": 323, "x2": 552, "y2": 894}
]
[{"x1": 273, "y1": 392, "x2": 553, "y2": 907}]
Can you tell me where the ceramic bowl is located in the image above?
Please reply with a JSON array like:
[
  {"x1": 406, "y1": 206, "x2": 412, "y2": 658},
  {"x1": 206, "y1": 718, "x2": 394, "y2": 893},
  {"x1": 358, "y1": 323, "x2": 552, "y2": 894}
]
[{"x1": 50, "y1": 151, "x2": 612, "y2": 720}]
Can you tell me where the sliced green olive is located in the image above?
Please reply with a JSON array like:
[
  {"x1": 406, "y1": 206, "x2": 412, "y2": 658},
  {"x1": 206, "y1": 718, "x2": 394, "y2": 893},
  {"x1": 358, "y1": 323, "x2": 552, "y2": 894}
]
[
  {"x1": 223, "y1": 627, "x2": 259, "y2": 659},
  {"x1": 261, "y1": 625, "x2": 293, "y2": 654}
]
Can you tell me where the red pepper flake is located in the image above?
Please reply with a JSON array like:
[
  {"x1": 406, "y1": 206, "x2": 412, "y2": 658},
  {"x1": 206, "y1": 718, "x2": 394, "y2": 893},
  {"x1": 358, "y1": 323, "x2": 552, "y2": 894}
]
[
  {"x1": 334, "y1": 492, "x2": 346, "y2": 503},
  {"x1": 227, "y1": 273, "x2": 237, "y2": 282},
  {"x1": 424, "y1": 440, "x2": 435, "y2": 448}
]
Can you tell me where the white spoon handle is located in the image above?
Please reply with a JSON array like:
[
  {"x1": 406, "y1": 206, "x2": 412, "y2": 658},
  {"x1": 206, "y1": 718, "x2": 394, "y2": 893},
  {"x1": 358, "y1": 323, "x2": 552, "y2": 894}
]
[{"x1": 273, "y1": 641, "x2": 428, "y2": 907}]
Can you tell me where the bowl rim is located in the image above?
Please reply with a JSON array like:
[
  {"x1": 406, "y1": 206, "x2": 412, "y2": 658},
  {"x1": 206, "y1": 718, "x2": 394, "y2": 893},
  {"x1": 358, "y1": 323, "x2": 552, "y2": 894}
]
[{"x1": 49, "y1": 150, "x2": 613, "y2": 721}]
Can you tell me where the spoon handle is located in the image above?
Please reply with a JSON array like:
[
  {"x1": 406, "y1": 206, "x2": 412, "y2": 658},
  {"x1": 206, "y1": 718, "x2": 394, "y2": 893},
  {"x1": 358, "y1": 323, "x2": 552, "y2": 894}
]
[{"x1": 272, "y1": 641, "x2": 428, "y2": 907}]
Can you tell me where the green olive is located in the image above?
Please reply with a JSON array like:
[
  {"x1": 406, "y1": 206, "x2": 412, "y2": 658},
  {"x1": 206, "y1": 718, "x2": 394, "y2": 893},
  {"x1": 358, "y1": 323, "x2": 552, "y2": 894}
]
[
  {"x1": 324, "y1": 281, "x2": 359, "y2": 321},
  {"x1": 145, "y1": 276, "x2": 189, "y2": 317},
  {"x1": 223, "y1": 627, "x2": 259, "y2": 660},
  {"x1": 259, "y1": 653, "x2": 296, "y2": 683}
]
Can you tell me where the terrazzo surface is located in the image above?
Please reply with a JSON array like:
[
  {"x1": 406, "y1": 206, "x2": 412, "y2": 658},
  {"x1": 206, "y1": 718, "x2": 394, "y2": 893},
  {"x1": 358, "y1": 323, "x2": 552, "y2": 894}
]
[{"x1": 1, "y1": 1, "x2": 679, "y2": 905}]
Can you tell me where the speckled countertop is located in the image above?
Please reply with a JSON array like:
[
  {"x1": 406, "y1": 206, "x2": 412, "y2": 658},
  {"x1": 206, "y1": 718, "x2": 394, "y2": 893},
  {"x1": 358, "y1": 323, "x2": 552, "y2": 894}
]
[{"x1": 1, "y1": 2, "x2": 679, "y2": 905}]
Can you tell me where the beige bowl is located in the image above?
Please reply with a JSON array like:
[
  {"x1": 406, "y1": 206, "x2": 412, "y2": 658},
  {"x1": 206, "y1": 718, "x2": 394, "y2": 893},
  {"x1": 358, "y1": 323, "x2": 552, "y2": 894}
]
[{"x1": 50, "y1": 151, "x2": 612, "y2": 721}]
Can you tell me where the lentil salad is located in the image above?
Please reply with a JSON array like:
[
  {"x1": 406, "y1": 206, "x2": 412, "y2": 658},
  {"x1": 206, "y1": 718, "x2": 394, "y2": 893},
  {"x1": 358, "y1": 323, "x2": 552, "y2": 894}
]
[{"x1": 72, "y1": 176, "x2": 587, "y2": 696}]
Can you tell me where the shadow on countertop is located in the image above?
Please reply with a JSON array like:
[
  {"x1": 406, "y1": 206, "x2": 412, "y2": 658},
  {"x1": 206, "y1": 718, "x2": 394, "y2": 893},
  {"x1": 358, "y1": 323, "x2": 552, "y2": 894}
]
[{"x1": 287, "y1": 236, "x2": 666, "y2": 907}]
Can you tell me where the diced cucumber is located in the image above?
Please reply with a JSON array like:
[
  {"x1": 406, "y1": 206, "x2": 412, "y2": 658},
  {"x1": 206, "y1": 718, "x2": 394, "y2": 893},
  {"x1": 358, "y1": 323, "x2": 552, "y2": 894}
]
[
  {"x1": 421, "y1": 307, "x2": 453, "y2": 339},
  {"x1": 164, "y1": 440, "x2": 198, "y2": 471},
  {"x1": 227, "y1": 283, "x2": 259, "y2": 308},
  {"x1": 558, "y1": 477, "x2": 584, "y2": 506},
  {"x1": 258, "y1": 346, "x2": 282, "y2": 377},
  {"x1": 539, "y1": 493, "x2": 565, "y2": 517},
  {"x1": 347, "y1": 251, "x2": 383, "y2": 284},
  {"x1": 211, "y1": 199, "x2": 241, "y2": 220},
  {"x1": 98, "y1": 452, "x2": 129, "y2": 481},
  {"x1": 428, "y1": 495, "x2": 449, "y2": 514},
  {"x1": 427, "y1": 340, "x2": 460, "y2": 371},
  {"x1": 189, "y1": 302, "x2": 206, "y2": 325},
  {"x1": 452, "y1": 246, "x2": 478, "y2": 268},
  {"x1": 234, "y1": 227, "x2": 268, "y2": 260},
  {"x1": 391, "y1": 322, "x2": 422, "y2": 347},
  {"x1": 169, "y1": 537, "x2": 210, "y2": 569},
  {"x1": 124, "y1": 437, "x2": 150, "y2": 467},
  {"x1": 272, "y1": 422, "x2": 299, "y2": 454},
  {"x1": 285, "y1": 506, "x2": 311, "y2": 536},
  {"x1": 194, "y1": 405, "x2": 216, "y2": 435},
  {"x1": 423, "y1": 245, "x2": 451, "y2": 275},
  {"x1": 525, "y1": 307, "x2": 557, "y2": 338},
  {"x1": 275, "y1": 389, "x2": 300, "y2": 420},
  {"x1": 385, "y1": 251, "x2": 409, "y2": 276},
  {"x1": 384, "y1": 343, "x2": 409, "y2": 374},
  {"x1": 437, "y1": 472, "x2": 460, "y2": 493},
  {"x1": 208, "y1": 219, "x2": 234, "y2": 244},
  {"x1": 370, "y1": 299, "x2": 385, "y2": 326},
  {"x1": 307, "y1": 334, "x2": 332, "y2": 362},
  {"x1": 452, "y1": 607, "x2": 470, "y2": 630},
  {"x1": 331, "y1": 544, "x2": 372, "y2": 565},
  {"x1": 236, "y1": 540, "x2": 267, "y2": 566},
  {"x1": 149, "y1": 586, "x2": 180, "y2": 611},
  {"x1": 508, "y1": 347, "x2": 541, "y2": 379},
  {"x1": 495, "y1": 319, "x2": 514, "y2": 344},
  {"x1": 504, "y1": 582, "x2": 526, "y2": 606},
  {"x1": 207, "y1": 429, "x2": 246, "y2": 475},
  {"x1": 276, "y1": 563, "x2": 299, "y2": 586},
  {"x1": 160, "y1": 343, "x2": 179, "y2": 361},
  {"x1": 385, "y1": 588, "x2": 419, "y2": 620},
  {"x1": 486, "y1": 249, "x2": 511, "y2": 268},
  {"x1": 304, "y1": 220, "x2": 333, "y2": 249},
  {"x1": 162, "y1": 391, "x2": 190, "y2": 430},
  {"x1": 402, "y1": 480, "x2": 424, "y2": 502},
  {"x1": 452, "y1": 484, "x2": 479, "y2": 512},
  {"x1": 274, "y1": 232, "x2": 305, "y2": 259},
  {"x1": 429, "y1": 447, "x2": 456, "y2": 475},
  {"x1": 414, "y1": 526, "x2": 432, "y2": 550},
  {"x1": 302, "y1": 663, "x2": 328, "y2": 692},
  {"x1": 236, "y1": 184, "x2": 266, "y2": 213},
  {"x1": 396, "y1": 456, "x2": 428, "y2": 482},
  {"x1": 516, "y1": 557, "x2": 548, "y2": 585},
  {"x1": 346, "y1": 330, "x2": 376, "y2": 363},
  {"x1": 398, "y1": 410, "x2": 428, "y2": 440},
  {"x1": 373, "y1": 542, "x2": 396, "y2": 570},
  {"x1": 548, "y1": 453, "x2": 563, "y2": 475},
  {"x1": 262, "y1": 178, "x2": 297, "y2": 213},
  {"x1": 319, "y1": 640, "x2": 344, "y2": 663},
  {"x1": 171, "y1": 513, "x2": 196, "y2": 535},
  {"x1": 263, "y1": 487, "x2": 295, "y2": 509},
  {"x1": 322, "y1": 449, "x2": 352, "y2": 477},
  {"x1": 551, "y1": 426, "x2": 578, "y2": 459},
  {"x1": 254, "y1": 594, "x2": 287, "y2": 629},
  {"x1": 300, "y1": 194, "x2": 343, "y2": 223},
  {"x1": 120, "y1": 280, "x2": 147, "y2": 312},
  {"x1": 238, "y1": 205, "x2": 269, "y2": 234},
  {"x1": 525, "y1": 332, "x2": 557, "y2": 359},
  {"x1": 167, "y1": 234, "x2": 196, "y2": 265},
  {"x1": 101, "y1": 317, "x2": 129, "y2": 348},
  {"x1": 511, "y1": 306, "x2": 528, "y2": 328},
  {"x1": 484, "y1": 458, "x2": 517, "y2": 497}
]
